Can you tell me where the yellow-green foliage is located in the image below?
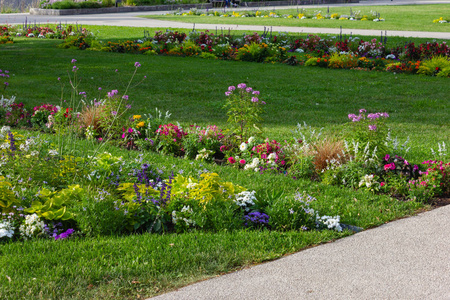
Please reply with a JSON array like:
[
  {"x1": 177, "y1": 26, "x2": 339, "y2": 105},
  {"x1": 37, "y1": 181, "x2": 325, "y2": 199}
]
[
  {"x1": 328, "y1": 53, "x2": 358, "y2": 69},
  {"x1": 117, "y1": 183, "x2": 159, "y2": 201},
  {"x1": 170, "y1": 173, "x2": 245, "y2": 205},
  {"x1": 24, "y1": 185, "x2": 83, "y2": 221},
  {"x1": 305, "y1": 57, "x2": 319, "y2": 66},
  {"x1": 417, "y1": 56, "x2": 450, "y2": 77},
  {"x1": 0, "y1": 177, "x2": 21, "y2": 213}
]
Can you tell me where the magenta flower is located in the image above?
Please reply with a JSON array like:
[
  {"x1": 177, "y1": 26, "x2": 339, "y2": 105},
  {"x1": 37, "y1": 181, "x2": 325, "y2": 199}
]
[
  {"x1": 71, "y1": 59, "x2": 77, "y2": 64},
  {"x1": 384, "y1": 163, "x2": 396, "y2": 171},
  {"x1": 252, "y1": 90, "x2": 260, "y2": 95},
  {"x1": 57, "y1": 77, "x2": 61, "y2": 81},
  {"x1": 384, "y1": 154, "x2": 390, "y2": 161},
  {"x1": 228, "y1": 86, "x2": 236, "y2": 91},
  {"x1": 225, "y1": 91, "x2": 232, "y2": 96},
  {"x1": 228, "y1": 157, "x2": 236, "y2": 164},
  {"x1": 134, "y1": 62, "x2": 141, "y2": 68},
  {"x1": 245, "y1": 87, "x2": 253, "y2": 93},
  {"x1": 98, "y1": 87, "x2": 102, "y2": 91},
  {"x1": 122, "y1": 95, "x2": 129, "y2": 100},
  {"x1": 128, "y1": 128, "x2": 133, "y2": 133},
  {"x1": 251, "y1": 97, "x2": 259, "y2": 103},
  {"x1": 237, "y1": 83, "x2": 247, "y2": 89},
  {"x1": 126, "y1": 105, "x2": 132, "y2": 109},
  {"x1": 72, "y1": 66, "x2": 78, "y2": 72},
  {"x1": 239, "y1": 159, "x2": 246, "y2": 164},
  {"x1": 368, "y1": 124, "x2": 377, "y2": 131},
  {"x1": 380, "y1": 112, "x2": 389, "y2": 118},
  {"x1": 359, "y1": 108, "x2": 366, "y2": 114},
  {"x1": 121, "y1": 133, "x2": 126, "y2": 139}
]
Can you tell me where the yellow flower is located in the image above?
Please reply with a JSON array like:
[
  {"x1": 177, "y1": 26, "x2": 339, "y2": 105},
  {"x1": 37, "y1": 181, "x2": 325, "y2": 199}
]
[
  {"x1": 133, "y1": 115, "x2": 141, "y2": 120},
  {"x1": 136, "y1": 121, "x2": 145, "y2": 128}
]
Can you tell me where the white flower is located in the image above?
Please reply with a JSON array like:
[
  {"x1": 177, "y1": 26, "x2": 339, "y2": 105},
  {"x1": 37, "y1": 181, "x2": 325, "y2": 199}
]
[
  {"x1": 234, "y1": 190, "x2": 257, "y2": 211},
  {"x1": 48, "y1": 149, "x2": 58, "y2": 156},
  {"x1": 385, "y1": 54, "x2": 396, "y2": 59},
  {"x1": 0, "y1": 220, "x2": 15, "y2": 239},
  {"x1": 268, "y1": 153, "x2": 277, "y2": 161},
  {"x1": 248, "y1": 136, "x2": 255, "y2": 144},
  {"x1": 239, "y1": 142, "x2": 248, "y2": 151},
  {"x1": 19, "y1": 214, "x2": 45, "y2": 240}
]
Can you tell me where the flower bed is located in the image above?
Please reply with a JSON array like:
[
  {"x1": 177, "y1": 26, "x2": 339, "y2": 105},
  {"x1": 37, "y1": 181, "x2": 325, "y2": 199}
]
[
  {"x1": 52, "y1": 29, "x2": 449, "y2": 77},
  {"x1": 1, "y1": 58, "x2": 449, "y2": 244}
]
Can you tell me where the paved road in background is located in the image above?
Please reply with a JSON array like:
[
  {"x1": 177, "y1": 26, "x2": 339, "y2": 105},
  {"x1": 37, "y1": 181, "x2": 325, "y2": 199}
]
[
  {"x1": 0, "y1": 0, "x2": 449, "y2": 38},
  {"x1": 150, "y1": 205, "x2": 450, "y2": 299}
]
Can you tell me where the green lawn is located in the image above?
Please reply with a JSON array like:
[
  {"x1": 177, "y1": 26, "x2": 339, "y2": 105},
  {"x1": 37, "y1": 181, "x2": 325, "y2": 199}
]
[
  {"x1": 141, "y1": 4, "x2": 450, "y2": 32},
  {"x1": 0, "y1": 30, "x2": 448, "y2": 299}
]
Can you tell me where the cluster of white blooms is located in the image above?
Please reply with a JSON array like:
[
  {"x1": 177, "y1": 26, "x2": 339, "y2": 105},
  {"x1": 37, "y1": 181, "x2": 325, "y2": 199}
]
[
  {"x1": 19, "y1": 214, "x2": 46, "y2": 240},
  {"x1": 0, "y1": 220, "x2": 15, "y2": 239},
  {"x1": 244, "y1": 157, "x2": 260, "y2": 171},
  {"x1": 0, "y1": 95, "x2": 15, "y2": 112},
  {"x1": 317, "y1": 215, "x2": 342, "y2": 232},
  {"x1": 172, "y1": 206, "x2": 195, "y2": 226},
  {"x1": 359, "y1": 174, "x2": 378, "y2": 188},
  {"x1": 48, "y1": 149, "x2": 59, "y2": 156},
  {"x1": 18, "y1": 137, "x2": 37, "y2": 152},
  {"x1": 234, "y1": 190, "x2": 257, "y2": 211},
  {"x1": 195, "y1": 148, "x2": 214, "y2": 161},
  {"x1": 0, "y1": 126, "x2": 11, "y2": 138}
]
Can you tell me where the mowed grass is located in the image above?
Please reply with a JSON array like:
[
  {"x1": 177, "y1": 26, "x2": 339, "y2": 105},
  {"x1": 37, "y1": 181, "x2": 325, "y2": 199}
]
[
  {"x1": 0, "y1": 32, "x2": 448, "y2": 299},
  {"x1": 142, "y1": 4, "x2": 450, "y2": 32}
]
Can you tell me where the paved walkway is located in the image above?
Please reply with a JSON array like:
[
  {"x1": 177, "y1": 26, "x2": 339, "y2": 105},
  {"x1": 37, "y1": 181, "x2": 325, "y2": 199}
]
[
  {"x1": 0, "y1": 0, "x2": 449, "y2": 38},
  {"x1": 151, "y1": 204, "x2": 450, "y2": 299}
]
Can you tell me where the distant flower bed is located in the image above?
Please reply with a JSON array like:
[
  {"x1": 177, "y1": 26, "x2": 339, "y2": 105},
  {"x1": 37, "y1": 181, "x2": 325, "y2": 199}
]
[
  {"x1": 54, "y1": 29, "x2": 450, "y2": 77},
  {"x1": 0, "y1": 24, "x2": 90, "y2": 39},
  {"x1": 433, "y1": 17, "x2": 448, "y2": 24},
  {"x1": 174, "y1": 8, "x2": 385, "y2": 22}
]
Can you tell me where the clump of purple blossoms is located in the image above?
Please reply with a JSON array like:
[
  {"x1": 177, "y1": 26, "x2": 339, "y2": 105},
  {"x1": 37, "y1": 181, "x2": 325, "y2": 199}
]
[{"x1": 244, "y1": 211, "x2": 269, "y2": 227}]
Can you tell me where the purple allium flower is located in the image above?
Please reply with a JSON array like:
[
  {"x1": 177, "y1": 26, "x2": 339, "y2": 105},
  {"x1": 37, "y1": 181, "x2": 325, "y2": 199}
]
[
  {"x1": 225, "y1": 91, "x2": 232, "y2": 96},
  {"x1": 71, "y1": 59, "x2": 77, "y2": 64},
  {"x1": 252, "y1": 90, "x2": 260, "y2": 95},
  {"x1": 228, "y1": 86, "x2": 236, "y2": 91},
  {"x1": 122, "y1": 95, "x2": 129, "y2": 100},
  {"x1": 134, "y1": 62, "x2": 141, "y2": 68},
  {"x1": 251, "y1": 97, "x2": 259, "y2": 103},
  {"x1": 368, "y1": 124, "x2": 377, "y2": 131},
  {"x1": 237, "y1": 83, "x2": 246, "y2": 89}
]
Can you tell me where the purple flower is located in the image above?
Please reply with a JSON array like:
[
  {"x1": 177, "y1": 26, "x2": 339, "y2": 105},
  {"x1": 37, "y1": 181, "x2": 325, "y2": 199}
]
[
  {"x1": 251, "y1": 97, "x2": 259, "y2": 103},
  {"x1": 79, "y1": 92, "x2": 86, "y2": 95},
  {"x1": 237, "y1": 83, "x2": 246, "y2": 89},
  {"x1": 261, "y1": 101, "x2": 266, "y2": 105},
  {"x1": 134, "y1": 62, "x2": 141, "y2": 68},
  {"x1": 115, "y1": 69, "x2": 118, "y2": 72},
  {"x1": 384, "y1": 154, "x2": 390, "y2": 161},
  {"x1": 225, "y1": 91, "x2": 232, "y2": 96},
  {"x1": 359, "y1": 108, "x2": 366, "y2": 114},
  {"x1": 128, "y1": 128, "x2": 133, "y2": 133},
  {"x1": 111, "y1": 111, "x2": 117, "y2": 116},
  {"x1": 413, "y1": 165, "x2": 419, "y2": 172},
  {"x1": 4, "y1": 82, "x2": 8, "y2": 86},
  {"x1": 54, "y1": 228, "x2": 75, "y2": 240},
  {"x1": 57, "y1": 77, "x2": 61, "y2": 81},
  {"x1": 122, "y1": 95, "x2": 129, "y2": 100},
  {"x1": 367, "y1": 113, "x2": 380, "y2": 119},
  {"x1": 368, "y1": 124, "x2": 377, "y2": 131},
  {"x1": 72, "y1": 66, "x2": 78, "y2": 72},
  {"x1": 98, "y1": 87, "x2": 102, "y2": 91},
  {"x1": 348, "y1": 113, "x2": 357, "y2": 120},
  {"x1": 380, "y1": 112, "x2": 389, "y2": 118},
  {"x1": 71, "y1": 59, "x2": 77, "y2": 64},
  {"x1": 228, "y1": 86, "x2": 236, "y2": 91},
  {"x1": 252, "y1": 90, "x2": 260, "y2": 95},
  {"x1": 126, "y1": 105, "x2": 132, "y2": 109},
  {"x1": 245, "y1": 87, "x2": 253, "y2": 93}
]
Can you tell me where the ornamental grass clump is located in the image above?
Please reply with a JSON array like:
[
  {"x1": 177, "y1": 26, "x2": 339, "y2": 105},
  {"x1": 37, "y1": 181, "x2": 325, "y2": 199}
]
[{"x1": 224, "y1": 83, "x2": 265, "y2": 143}]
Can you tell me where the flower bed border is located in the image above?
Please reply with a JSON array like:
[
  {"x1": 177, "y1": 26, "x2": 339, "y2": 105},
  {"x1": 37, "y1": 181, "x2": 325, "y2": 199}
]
[{"x1": 29, "y1": 0, "x2": 359, "y2": 16}]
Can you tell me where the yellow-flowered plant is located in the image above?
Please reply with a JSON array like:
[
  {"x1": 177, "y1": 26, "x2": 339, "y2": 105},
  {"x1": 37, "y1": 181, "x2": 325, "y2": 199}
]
[
  {"x1": 330, "y1": 13, "x2": 339, "y2": 19},
  {"x1": 0, "y1": 176, "x2": 21, "y2": 213}
]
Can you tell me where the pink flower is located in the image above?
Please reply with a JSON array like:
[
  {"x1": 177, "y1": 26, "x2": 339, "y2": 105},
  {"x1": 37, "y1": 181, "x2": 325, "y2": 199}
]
[
  {"x1": 228, "y1": 157, "x2": 236, "y2": 164},
  {"x1": 380, "y1": 182, "x2": 386, "y2": 187},
  {"x1": 252, "y1": 90, "x2": 260, "y2": 95},
  {"x1": 237, "y1": 83, "x2": 247, "y2": 89},
  {"x1": 384, "y1": 154, "x2": 390, "y2": 161},
  {"x1": 128, "y1": 128, "x2": 133, "y2": 133},
  {"x1": 239, "y1": 159, "x2": 246, "y2": 164},
  {"x1": 384, "y1": 163, "x2": 396, "y2": 171},
  {"x1": 251, "y1": 97, "x2": 259, "y2": 103},
  {"x1": 245, "y1": 87, "x2": 253, "y2": 93},
  {"x1": 228, "y1": 86, "x2": 235, "y2": 91},
  {"x1": 225, "y1": 91, "x2": 232, "y2": 96},
  {"x1": 368, "y1": 125, "x2": 377, "y2": 131},
  {"x1": 121, "y1": 133, "x2": 126, "y2": 139}
]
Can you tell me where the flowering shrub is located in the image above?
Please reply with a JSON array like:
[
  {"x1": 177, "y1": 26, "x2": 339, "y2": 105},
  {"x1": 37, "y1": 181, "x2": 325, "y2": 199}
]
[
  {"x1": 156, "y1": 123, "x2": 187, "y2": 155},
  {"x1": 224, "y1": 83, "x2": 265, "y2": 142},
  {"x1": 31, "y1": 104, "x2": 59, "y2": 129}
]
